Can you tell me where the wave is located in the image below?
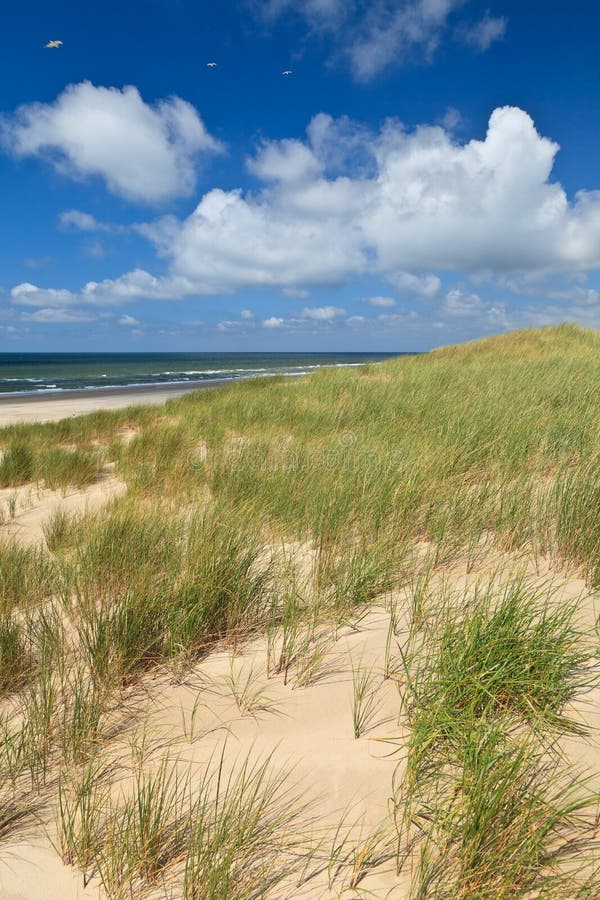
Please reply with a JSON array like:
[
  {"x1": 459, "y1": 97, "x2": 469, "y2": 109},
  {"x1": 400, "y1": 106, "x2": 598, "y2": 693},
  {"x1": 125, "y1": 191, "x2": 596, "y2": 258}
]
[{"x1": 0, "y1": 355, "x2": 396, "y2": 397}]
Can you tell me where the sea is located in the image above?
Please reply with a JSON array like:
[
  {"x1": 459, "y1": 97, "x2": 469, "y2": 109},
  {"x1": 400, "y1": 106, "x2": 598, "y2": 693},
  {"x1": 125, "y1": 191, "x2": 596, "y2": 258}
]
[{"x1": 0, "y1": 352, "x2": 403, "y2": 396}]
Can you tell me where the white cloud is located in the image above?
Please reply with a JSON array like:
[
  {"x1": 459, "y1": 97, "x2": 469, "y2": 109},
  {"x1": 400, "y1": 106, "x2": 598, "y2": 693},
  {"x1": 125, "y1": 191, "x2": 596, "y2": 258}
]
[
  {"x1": 364, "y1": 295, "x2": 397, "y2": 308},
  {"x1": 252, "y1": 1, "x2": 499, "y2": 81},
  {"x1": 459, "y1": 13, "x2": 507, "y2": 51},
  {"x1": 389, "y1": 272, "x2": 442, "y2": 298},
  {"x1": 263, "y1": 316, "x2": 285, "y2": 328},
  {"x1": 22, "y1": 308, "x2": 96, "y2": 323},
  {"x1": 258, "y1": 0, "x2": 348, "y2": 28},
  {"x1": 217, "y1": 316, "x2": 258, "y2": 331},
  {"x1": 2, "y1": 82, "x2": 223, "y2": 203},
  {"x1": 376, "y1": 309, "x2": 419, "y2": 323},
  {"x1": 11, "y1": 282, "x2": 78, "y2": 308},
  {"x1": 10, "y1": 270, "x2": 191, "y2": 309},
  {"x1": 118, "y1": 314, "x2": 140, "y2": 326},
  {"x1": 240, "y1": 309, "x2": 254, "y2": 319},
  {"x1": 442, "y1": 289, "x2": 485, "y2": 315},
  {"x1": 141, "y1": 184, "x2": 366, "y2": 290},
  {"x1": 300, "y1": 305, "x2": 346, "y2": 319},
  {"x1": 13, "y1": 104, "x2": 600, "y2": 317},
  {"x1": 282, "y1": 287, "x2": 310, "y2": 299},
  {"x1": 59, "y1": 209, "x2": 110, "y2": 232},
  {"x1": 502, "y1": 278, "x2": 600, "y2": 306},
  {"x1": 439, "y1": 107, "x2": 463, "y2": 131},
  {"x1": 248, "y1": 139, "x2": 322, "y2": 183},
  {"x1": 140, "y1": 105, "x2": 600, "y2": 293},
  {"x1": 344, "y1": 0, "x2": 465, "y2": 81}
]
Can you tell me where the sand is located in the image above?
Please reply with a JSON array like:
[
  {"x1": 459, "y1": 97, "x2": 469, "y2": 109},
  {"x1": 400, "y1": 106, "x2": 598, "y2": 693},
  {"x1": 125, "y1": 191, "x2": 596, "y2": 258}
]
[
  {"x1": 1, "y1": 513, "x2": 597, "y2": 897},
  {"x1": 0, "y1": 475, "x2": 126, "y2": 546},
  {"x1": 1, "y1": 396, "x2": 599, "y2": 897},
  {"x1": 0, "y1": 381, "x2": 227, "y2": 427}
]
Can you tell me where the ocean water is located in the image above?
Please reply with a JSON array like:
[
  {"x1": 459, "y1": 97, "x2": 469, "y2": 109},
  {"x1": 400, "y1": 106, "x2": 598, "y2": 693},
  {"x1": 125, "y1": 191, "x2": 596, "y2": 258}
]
[{"x1": 0, "y1": 352, "x2": 403, "y2": 395}]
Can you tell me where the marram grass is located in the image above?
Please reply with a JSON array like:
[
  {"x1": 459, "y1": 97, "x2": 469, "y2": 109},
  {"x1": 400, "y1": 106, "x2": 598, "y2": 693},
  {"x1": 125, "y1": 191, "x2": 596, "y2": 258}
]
[{"x1": 0, "y1": 324, "x2": 599, "y2": 896}]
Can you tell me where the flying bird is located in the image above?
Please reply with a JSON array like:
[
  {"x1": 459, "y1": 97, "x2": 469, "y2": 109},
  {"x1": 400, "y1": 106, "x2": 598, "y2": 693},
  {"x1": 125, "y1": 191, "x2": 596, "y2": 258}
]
[
  {"x1": 282, "y1": 70, "x2": 293, "y2": 75},
  {"x1": 206, "y1": 62, "x2": 217, "y2": 67},
  {"x1": 45, "y1": 40, "x2": 63, "y2": 48}
]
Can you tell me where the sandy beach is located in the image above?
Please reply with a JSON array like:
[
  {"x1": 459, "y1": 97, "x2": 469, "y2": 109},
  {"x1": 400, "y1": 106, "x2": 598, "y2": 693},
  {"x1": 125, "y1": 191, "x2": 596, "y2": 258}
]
[{"x1": 0, "y1": 380, "x2": 228, "y2": 427}]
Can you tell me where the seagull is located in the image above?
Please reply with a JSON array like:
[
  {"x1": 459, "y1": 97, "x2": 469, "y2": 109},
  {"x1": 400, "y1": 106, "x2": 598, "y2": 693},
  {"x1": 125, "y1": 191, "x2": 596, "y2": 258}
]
[
  {"x1": 45, "y1": 40, "x2": 63, "y2": 48},
  {"x1": 282, "y1": 69, "x2": 293, "y2": 75},
  {"x1": 206, "y1": 61, "x2": 217, "y2": 67}
]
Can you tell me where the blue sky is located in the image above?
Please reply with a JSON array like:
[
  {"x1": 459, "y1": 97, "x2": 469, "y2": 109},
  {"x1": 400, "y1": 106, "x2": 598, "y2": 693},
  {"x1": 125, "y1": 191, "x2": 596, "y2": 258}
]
[{"x1": 2, "y1": 0, "x2": 600, "y2": 351}]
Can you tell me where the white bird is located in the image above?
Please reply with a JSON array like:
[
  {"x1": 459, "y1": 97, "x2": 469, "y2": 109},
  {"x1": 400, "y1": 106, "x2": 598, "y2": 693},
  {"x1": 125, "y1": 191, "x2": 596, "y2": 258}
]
[
  {"x1": 206, "y1": 62, "x2": 217, "y2": 67},
  {"x1": 282, "y1": 69, "x2": 293, "y2": 75},
  {"x1": 45, "y1": 40, "x2": 63, "y2": 48}
]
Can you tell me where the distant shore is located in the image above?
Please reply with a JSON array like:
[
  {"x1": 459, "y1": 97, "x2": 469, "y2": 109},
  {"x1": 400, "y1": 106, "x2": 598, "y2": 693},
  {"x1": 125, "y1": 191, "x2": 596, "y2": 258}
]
[{"x1": 0, "y1": 378, "x2": 231, "y2": 426}]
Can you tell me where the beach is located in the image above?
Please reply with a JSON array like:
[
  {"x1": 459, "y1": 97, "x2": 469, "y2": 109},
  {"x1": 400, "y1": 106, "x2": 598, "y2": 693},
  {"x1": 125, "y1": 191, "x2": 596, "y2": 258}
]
[
  {"x1": 0, "y1": 379, "x2": 226, "y2": 426},
  {"x1": 0, "y1": 351, "x2": 398, "y2": 426}
]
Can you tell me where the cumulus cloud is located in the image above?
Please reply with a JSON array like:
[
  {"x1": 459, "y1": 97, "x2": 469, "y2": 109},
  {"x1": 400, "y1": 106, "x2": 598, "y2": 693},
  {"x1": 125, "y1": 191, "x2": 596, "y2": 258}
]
[
  {"x1": 140, "y1": 184, "x2": 366, "y2": 290},
  {"x1": 2, "y1": 82, "x2": 223, "y2": 203},
  {"x1": 251, "y1": 1, "x2": 503, "y2": 80},
  {"x1": 388, "y1": 272, "x2": 442, "y2": 298},
  {"x1": 217, "y1": 318, "x2": 256, "y2": 331},
  {"x1": 442, "y1": 289, "x2": 485, "y2": 316},
  {"x1": 300, "y1": 305, "x2": 346, "y2": 319},
  {"x1": 257, "y1": 308, "x2": 354, "y2": 331},
  {"x1": 10, "y1": 270, "x2": 191, "y2": 309},
  {"x1": 12, "y1": 283, "x2": 78, "y2": 309},
  {"x1": 118, "y1": 314, "x2": 140, "y2": 326},
  {"x1": 137, "y1": 105, "x2": 600, "y2": 292},
  {"x1": 11, "y1": 104, "x2": 600, "y2": 315},
  {"x1": 248, "y1": 138, "x2": 323, "y2": 183}
]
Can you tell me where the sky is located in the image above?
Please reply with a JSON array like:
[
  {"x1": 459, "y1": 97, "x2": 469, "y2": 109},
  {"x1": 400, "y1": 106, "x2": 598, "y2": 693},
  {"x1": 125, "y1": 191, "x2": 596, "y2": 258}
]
[{"x1": 2, "y1": 1, "x2": 600, "y2": 352}]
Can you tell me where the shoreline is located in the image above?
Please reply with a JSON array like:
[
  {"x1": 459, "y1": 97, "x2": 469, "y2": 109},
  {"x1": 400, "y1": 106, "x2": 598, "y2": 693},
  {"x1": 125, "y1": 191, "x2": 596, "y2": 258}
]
[{"x1": 0, "y1": 378, "x2": 231, "y2": 426}]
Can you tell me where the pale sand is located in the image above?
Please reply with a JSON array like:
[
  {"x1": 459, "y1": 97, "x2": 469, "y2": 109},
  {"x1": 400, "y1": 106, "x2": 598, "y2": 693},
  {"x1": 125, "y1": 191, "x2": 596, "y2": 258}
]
[
  {"x1": 0, "y1": 475, "x2": 126, "y2": 545},
  {"x1": 0, "y1": 381, "x2": 226, "y2": 427},
  {"x1": 0, "y1": 482, "x2": 599, "y2": 896}
]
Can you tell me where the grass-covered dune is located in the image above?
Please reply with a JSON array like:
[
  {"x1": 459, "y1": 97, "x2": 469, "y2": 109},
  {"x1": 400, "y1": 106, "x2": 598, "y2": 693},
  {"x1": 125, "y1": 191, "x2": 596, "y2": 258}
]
[{"x1": 1, "y1": 323, "x2": 600, "y2": 898}]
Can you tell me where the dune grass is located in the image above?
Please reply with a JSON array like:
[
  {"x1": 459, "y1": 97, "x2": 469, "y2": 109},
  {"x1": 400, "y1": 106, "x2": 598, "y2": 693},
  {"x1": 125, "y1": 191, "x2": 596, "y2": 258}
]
[
  {"x1": 0, "y1": 541, "x2": 56, "y2": 614},
  {"x1": 395, "y1": 572, "x2": 600, "y2": 897},
  {"x1": 0, "y1": 441, "x2": 35, "y2": 486},
  {"x1": 56, "y1": 750, "x2": 309, "y2": 899},
  {"x1": 401, "y1": 725, "x2": 600, "y2": 900},
  {"x1": 0, "y1": 324, "x2": 600, "y2": 895},
  {"x1": 0, "y1": 439, "x2": 103, "y2": 490},
  {"x1": 399, "y1": 576, "x2": 595, "y2": 786}
]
